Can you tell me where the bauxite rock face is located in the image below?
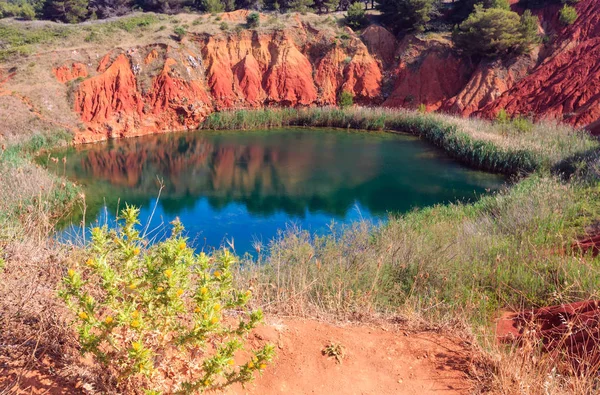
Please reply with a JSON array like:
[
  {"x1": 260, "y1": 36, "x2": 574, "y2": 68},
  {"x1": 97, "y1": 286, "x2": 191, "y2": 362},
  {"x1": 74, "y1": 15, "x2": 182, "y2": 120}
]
[{"x1": 47, "y1": 0, "x2": 600, "y2": 143}]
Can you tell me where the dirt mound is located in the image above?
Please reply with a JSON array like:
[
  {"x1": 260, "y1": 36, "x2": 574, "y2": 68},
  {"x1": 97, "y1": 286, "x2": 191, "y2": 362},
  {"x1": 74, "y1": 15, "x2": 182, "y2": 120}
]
[{"x1": 497, "y1": 300, "x2": 600, "y2": 372}]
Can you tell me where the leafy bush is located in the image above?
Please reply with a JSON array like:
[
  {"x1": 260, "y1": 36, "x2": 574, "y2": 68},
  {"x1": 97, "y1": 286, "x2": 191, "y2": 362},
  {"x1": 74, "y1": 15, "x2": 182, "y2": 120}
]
[
  {"x1": 453, "y1": 6, "x2": 540, "y2": 57},
  {"x1": 60, "y1": 207, "x2": 274, "y2": 393},
  {"x1": 377, "y1": 0, "x2": 437, "y2": 33},
  {"x1": 220, "y1": 21, "x2": 229, "y2": 30},
  {"x1": 559, "y1": 4, "x2": 578, "y2": 25},
  {"x1": 202, "y1": 0, "x2": 225, "y2": 13},
  {"x1": 338, "y1": 91, "x2": 354, "y2": 108},
  {"x1": 174, "y1": 25, "x2": 186, "y2": 40},
  {"x1": 345, "y1": 2, "x2": 366, "y2": 30},
  {"x1": 246, "y1": 11, "x2": 259, "y2": 28}
]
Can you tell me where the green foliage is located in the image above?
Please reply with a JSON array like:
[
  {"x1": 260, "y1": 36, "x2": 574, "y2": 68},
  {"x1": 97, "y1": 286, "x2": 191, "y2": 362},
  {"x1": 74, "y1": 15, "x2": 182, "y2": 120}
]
[
  {"x1": 219, "y1": 21, "x2": 228, "y2": 30},
  {"x1": 0, "y1": 1, "x2": 39, "y2": 20},
  {"x1": 559, "y1": 4, "x2": 577, "y2": 25},
  {"x1": 377, "y1": 0, "x2": 437, "y2": 33},
  {"x1": 59, "y1": 207, "x2": 274, "y2": 392},
  {"x1": 287, "y1": 0, "x2": 314, "y2": 13},
  {"x1": 417, "y1": 103, "x2": 427, "y2": 113},
  {"x1": 202, "y1": 0, "x2": 225, "y2": 13},
  {"x1": 345, "y1": 2, "x2": 366, "y2": 30},
  {"x1": 453, "y1": 5, "x2": 540, "y2": 57},
  {"x1": 173, "y1": 25, "x2": 186, "y2": 40},
  {"x1": 246, "y1": 11, "x2": 259, "y2": 28},
  {"x1": 313, "y1": 0, "x2": 339, "y2": 13},
  {"x1": 495, "y1": 110, "x2": 534, "y2": 133},
  {"x1": 338, "y1": 91, "x2": 354, "y2": 108},
  {"x1": 46, "y1": 0, "x2": 90, "y2": 23}
]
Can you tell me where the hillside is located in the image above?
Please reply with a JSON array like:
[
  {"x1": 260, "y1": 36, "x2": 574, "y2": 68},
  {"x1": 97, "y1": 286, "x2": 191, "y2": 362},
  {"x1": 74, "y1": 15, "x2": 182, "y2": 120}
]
[{"x1": 1, "y1": 0, "x2": 600, "y2": 145}]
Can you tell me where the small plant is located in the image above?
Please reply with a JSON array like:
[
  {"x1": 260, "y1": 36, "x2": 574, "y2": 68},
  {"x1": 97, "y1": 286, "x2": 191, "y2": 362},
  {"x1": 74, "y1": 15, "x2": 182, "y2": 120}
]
[
  {"x1": 60, "y1": 207, "x2": 274, "y2": 393},
  {"x1": 417, "y1": 103, "x2": 427, "y2": 113},
  {"x1": 511, "y1": 116, "x2": 534, "y2": 133},
  {"x1": 220, "y1": 22, "x2": 229, "y2": 31},
  {"x1": 174, "y1": 26, "x2": 186, "y2": 41},
  {"x1": 559, "y1": 4, "x2": 578, "y2": 26},
  {"x1": 346, "y1": 2, "x2": 367, "y2": 30},
  {"x1": 338, "y1": 91, "x2": 354, "y2": 108},
  {"x1": 495, "y1": 108, "x2": 510, "y2": 124},
  {"x1": 246, "y1": 12, "x2": 260, "y2": 29},
  {"x1": 322, "y1": 342, "x2": 345, "y2": 363}
]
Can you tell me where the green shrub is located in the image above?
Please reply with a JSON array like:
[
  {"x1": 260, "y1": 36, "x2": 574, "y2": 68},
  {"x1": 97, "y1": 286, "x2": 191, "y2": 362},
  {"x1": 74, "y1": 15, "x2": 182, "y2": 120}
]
[
  {"x1": 559, "y1": 4, "x2": 578, "y2": 25},
  {"x1": 453, "y1": 6, "x2": 540, "y2": 57},
  {"x1": 417, "y1": 103, "x2": 427, "y2": 113},
  {"x1": 60, "y1": 207, "x2": 274, "y2": 393},
  {"x1": 345, "y1": 2, "x2": 367, "y2": 30},
  {"x1": 202, "y1": 0, "x2": 225, "y2": 13},
  {"x1": 377, "y1": 0, "x2": 437, "y2": 33},
  {"x1": 174, "y1": 26, "x2": 186, "y2": 41},
  {"x1": 338, "y1": 91, "x2": 354, "y2": 108},
  {"x1": 19, "y1": 3, "x2": 36, "y2": 20},
  {"x1": 495, "y1": 109, "x2": 510, "y2": 124},
  {"x1": 511, "y1": 116, "x2": 534, "y2": 133},
  {"x1": 246, "y1": 12, "x2": 259, "y2": 28},
  {"x1": 220, "y1": 21, "x2": 228, "y2": 30},
  {"x1": 288, "y1": 0, "x2": 314, "y2": 13}
]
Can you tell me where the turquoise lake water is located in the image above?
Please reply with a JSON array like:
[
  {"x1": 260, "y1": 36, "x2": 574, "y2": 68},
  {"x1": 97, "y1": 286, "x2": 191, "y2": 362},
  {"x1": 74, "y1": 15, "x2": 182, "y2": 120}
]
[{"x1": 51, "y1": 128, "x2": 505, "y2": 253}]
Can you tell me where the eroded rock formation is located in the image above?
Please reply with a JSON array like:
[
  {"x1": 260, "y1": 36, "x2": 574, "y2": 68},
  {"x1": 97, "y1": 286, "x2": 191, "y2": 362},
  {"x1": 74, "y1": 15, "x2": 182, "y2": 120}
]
[{"x1": 44, "y1": 0, "x2": 600, "y2": 143}]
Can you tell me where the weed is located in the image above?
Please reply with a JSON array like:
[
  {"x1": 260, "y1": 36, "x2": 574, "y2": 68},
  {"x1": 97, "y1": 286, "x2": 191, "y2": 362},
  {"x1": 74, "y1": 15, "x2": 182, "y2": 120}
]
[{"x1": 322, "y1": 342, "x2": 345, "y2": 363}]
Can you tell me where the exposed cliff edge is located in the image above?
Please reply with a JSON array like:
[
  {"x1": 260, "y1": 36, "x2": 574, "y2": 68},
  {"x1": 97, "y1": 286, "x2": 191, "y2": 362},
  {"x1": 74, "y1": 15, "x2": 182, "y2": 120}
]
[{"x1": 4, "y1": 0, "x2": 600, "y2": 143}]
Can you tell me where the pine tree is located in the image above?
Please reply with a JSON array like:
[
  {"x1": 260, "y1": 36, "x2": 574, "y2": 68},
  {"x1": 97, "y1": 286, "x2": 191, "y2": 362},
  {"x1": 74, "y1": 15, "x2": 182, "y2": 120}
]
[{"x1": 46, "y1": 0, "x2": 89, "y2": 23}]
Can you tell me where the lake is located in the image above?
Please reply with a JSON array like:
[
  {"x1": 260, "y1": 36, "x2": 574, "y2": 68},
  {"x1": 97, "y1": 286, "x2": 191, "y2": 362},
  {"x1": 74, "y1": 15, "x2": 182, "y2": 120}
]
[{"x1": 50, "y1": 128, "x2": 505, "y2": 254}]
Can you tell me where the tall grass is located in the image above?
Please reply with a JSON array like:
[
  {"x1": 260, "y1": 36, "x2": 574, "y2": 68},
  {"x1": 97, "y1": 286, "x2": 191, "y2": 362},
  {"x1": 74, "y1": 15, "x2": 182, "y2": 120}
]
[
  {"x1": 203, "y1": 107, "x2": 599, "y2": 175},
  {"x1": 0, "y1": 130, "x2": 80, "y2": 241},
  {"x1": 238, "y1": 175, "x2": 600, "y2": 325}
]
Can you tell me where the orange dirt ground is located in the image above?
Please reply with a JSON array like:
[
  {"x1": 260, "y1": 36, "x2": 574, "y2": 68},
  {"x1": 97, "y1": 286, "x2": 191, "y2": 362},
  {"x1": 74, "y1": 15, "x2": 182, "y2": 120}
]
[{"x1": 1, "y1": 318, "x2": 473, "y2": 394}]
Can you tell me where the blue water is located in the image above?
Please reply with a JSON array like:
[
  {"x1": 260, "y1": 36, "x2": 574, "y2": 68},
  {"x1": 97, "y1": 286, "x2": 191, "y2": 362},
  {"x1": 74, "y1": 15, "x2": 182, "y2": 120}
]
[{"x1": 49, "y1": 128, "x2": 505, "y2": 254}]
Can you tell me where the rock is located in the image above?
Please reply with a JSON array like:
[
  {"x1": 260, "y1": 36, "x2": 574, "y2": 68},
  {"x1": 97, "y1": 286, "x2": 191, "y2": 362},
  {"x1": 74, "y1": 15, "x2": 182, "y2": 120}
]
[
  {"x1": 53, "y1": 63, "x2": 88, "y2": 83},
  {"x1": 497, "y1": 300, "x2": 600, "y2": 372}
]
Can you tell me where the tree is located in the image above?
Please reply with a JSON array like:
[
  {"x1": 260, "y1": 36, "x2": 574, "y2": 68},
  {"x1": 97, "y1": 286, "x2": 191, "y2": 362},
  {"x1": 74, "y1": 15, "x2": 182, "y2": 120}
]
[
  {"x1": 45, "y1": 0, "x2": 89, "y2": 22},
  {"x1": 200, "y1": 0, "x2": 224, "y2": 12},
  {"x1": 313, "y1": 0, "x2": 339, "y2": 13},
  {"x1": 559, "y1": 4, "x2": 577, "y2": 25},
  {"x1": 377, "y1": 0, "x2": 437, "y2": 33},
  {"x1": 287, "y1": 0, "x2": 314, "y2": 13},
  {"x1": 345, "y1": 1, "x2": 366, "y2": 29},
  {"x1": 452, "y1": 5, "x2": 540, "y2": 57},
  {"x1": 89, "y1": 0, "x2": 133, "y2": 18}
]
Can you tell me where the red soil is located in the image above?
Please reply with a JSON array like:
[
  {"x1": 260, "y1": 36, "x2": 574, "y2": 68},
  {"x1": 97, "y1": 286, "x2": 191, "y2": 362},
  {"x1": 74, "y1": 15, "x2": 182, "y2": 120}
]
[
  {"x1": 480, "y1": 0, "x2": 600, "y2": 131},
  {"x1": 0, "y1": 318, "x2": 473, "y2": 394},
  {"x1": 52, "y1": 62, "x2": 88, "y2": 83},
  {"x1": 496, "y1": 300, "x2": 600, "y2": 372}
]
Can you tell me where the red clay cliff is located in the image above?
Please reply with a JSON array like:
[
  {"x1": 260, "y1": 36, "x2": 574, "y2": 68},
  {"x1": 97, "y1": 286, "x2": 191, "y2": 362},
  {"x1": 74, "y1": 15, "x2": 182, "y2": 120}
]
[{"x1": 45, "y1": 0, "x2": 600, "y2": 143}]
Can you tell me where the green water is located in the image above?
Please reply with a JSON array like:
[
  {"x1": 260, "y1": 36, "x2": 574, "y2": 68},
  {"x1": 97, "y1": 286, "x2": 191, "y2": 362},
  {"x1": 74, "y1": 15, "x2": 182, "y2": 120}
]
[{"x1": 50, "y1": 128, "x2": 505, "y2": 253}]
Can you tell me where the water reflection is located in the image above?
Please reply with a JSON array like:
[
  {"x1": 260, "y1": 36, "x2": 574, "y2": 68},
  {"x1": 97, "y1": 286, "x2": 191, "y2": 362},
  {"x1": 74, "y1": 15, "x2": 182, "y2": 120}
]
[{"x1": 50, "y1": 129, "x2": 505, "y2": 252}]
